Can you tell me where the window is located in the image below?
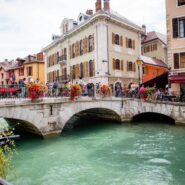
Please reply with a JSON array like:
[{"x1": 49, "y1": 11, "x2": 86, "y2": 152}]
[
  {"x1": 173, "y1": 17, "x2": 185, "y2": 38},
  {"x1": 20, "y1": 68, "x2": 24, "y2": 76},
  {"x1": 115, "y1": 34, "x2": 120, "y2": 45},
  {"x1": 178, "y1": 0, "x2": 185, "y2": 6},
  {"x1": 143, "y1": 67, "x2": 148, "y2": 75},
  {"x1": 115, "y1": 59, "x2": 120, "y2": 70},
  {"x1": 174, "y1": 52, "x2": 185, "y2": 69},
  {"x1": 88, "y1": 35, "x2": 93, "y2": 52},
  {"x1": 80, "y1": 63, "x2": 83, "y2": 78},
  {"x1": 57, "y1": 52, "x2": 59, "y2": 63},
  {"x1": 1, "y1": 73, "x2": 3, "y2": 79},
  {"x1": 89, "y1": 60, "x2": 93, "y2": 77},
  {"x1": 72, "y1": 44, "x2": 75, "y2": 58},
  {"x1": 128, "y1": 62, "x2": 133, "y2": 71},
  {"x1": 128, "y1": 39, "x2": 132, "y2": 48},
  {"x1": 80, "y1": 40, "x2": 83, "y2": 55},
  {"x1": 27, "y1": 67, "x2": 32, "y2": 76}
]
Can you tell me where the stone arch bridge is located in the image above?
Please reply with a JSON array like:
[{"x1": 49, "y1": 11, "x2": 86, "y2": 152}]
[{"x1": 0, "y1": 97, "x2": 185, "y2": 138}]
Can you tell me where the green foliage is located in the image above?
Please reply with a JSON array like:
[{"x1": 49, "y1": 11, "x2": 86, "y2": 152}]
[{"x1": 0, "y1": 125, "x2": 15, "y2": 179}]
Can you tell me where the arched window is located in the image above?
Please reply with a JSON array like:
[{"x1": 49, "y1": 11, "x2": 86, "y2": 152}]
[
  {"x1": 80, "y1": 40, "x2": 83, "y2": 55},
  {"x1": 88, "y1": 35, "x2": 93, "y2": 52},
  {"x1": 128, "y1": 61, "x2": 133, "y2": 71},
  {"x1": 115, "y1": 34, "x2": 120, "y2": 45},
  {"x1": 89, "y1": 60, "x2": 93, "y2": 77},
  {"x1": 73, "y1": 65, "x2": 76, "y2": 79},
  {"x1": 72, "y1": 44, "x2": 75, "y2": 58},
  {"x1": 128, "y1": 39, "x2": 132, "y2": 48},
  {"x1": 80, "y1": 63, "x2": 83, "y2": 78},
  {"x1": 115, "y1": 59, "x2": 120, "y2": 70}
]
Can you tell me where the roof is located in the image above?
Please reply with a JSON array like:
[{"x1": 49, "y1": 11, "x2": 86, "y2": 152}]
[
  {"x1": 141, "y1": 56, "x2": 168, "y2": 68},
  {"x1": 0, "y1": 61, "x2": 15, "y2": 71},
  {"x1": 142, "y1": 31, "x2": 167, "y2": 45},
  {"x1": 43, "y1": 9, "x2": 143, "y2": 52}
]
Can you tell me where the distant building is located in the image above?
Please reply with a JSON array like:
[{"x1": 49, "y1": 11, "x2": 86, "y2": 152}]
[
  {"x1": 142, "y1": 30, "x2": 167, "y2": 63},
  {"x1": 0, "y1": 52, "x2": 45, "y2": 86},
  {"x1": 43, "y1": 0, "x2": 144, "y2": 89},
  {"x1": 166, "y1": 0, "x2": 185, "y2": 95},
  {"x1": 141, "y1": 56, "x2": 168, "y2": 84}
]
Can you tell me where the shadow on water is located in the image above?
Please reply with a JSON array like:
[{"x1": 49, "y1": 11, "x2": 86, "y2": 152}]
[{"x1": 132, "y1": 113, "x2": 175, "y2": 125}]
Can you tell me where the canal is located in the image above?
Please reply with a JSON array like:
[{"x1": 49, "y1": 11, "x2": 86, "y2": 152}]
[{"x1": 7, "y1": 118, "x2": 185, "y2": 185}]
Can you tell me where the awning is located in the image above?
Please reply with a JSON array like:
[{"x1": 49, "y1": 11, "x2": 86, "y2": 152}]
[
  {"x1": 169, "y1": 75, "x2": 185, "y2": 83},
  {"x1": 0, "y1": 88, "x2": 20, "y2": 93}
]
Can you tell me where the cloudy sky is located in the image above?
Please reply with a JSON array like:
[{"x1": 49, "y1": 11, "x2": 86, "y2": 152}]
[{"x1": 0, "y1": 0, "x2": 166, "y2": 61}]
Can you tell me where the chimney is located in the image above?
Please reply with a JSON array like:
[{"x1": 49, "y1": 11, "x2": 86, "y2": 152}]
[
  {"x1": 95, "y1": 0, "x2": 102, "y2": 12},
  {"x1": 86, "y1": 9, "x2": 93, "y2": 15},
  {"x1": 142, "y1": 25, "x2": 146, "y2": 35},
  {"x1": 104, "y1": 0, "x2": 110, "y2": 12},
  {"x1": 37, "y1": 52, "x2": 44, "y2": 61}
]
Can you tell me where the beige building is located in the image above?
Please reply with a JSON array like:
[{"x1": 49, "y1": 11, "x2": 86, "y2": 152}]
[
  {"x1": 142, "y1": 30, "x2": 167, "y2": 63},
  {"x1": 166, "y1": 0, "x2": 185, "y2": 95},
  {"x1": 43, "y1": 0, "x2": 144, "y2": 89}
]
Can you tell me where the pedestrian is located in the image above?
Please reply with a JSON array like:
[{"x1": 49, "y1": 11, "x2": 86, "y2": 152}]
[{"x1": 20, "y1": 78, "x2": 26, "y2": 98}]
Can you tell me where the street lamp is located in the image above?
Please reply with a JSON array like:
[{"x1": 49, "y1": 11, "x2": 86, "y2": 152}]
[{"x1": 136, "y1": 57, "x2": 142, "y2": 87}]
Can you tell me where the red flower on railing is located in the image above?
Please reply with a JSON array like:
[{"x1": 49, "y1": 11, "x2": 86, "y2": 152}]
[
  {"x1": 27, "y1": 83, "x2": 45, "y2": 101},
  {"x1": 101, "y1": 84, "x2": 108, "y2": 96},
  {"x1": 70, "y1": 84, "x2": 82, "y2": 101}
]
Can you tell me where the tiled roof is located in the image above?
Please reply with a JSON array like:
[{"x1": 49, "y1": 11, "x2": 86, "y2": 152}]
[
  {"x1": 142, "y1": 31, "x2": 167, "y2": 45},
  {"x1": 141, "y1": 56, "x2": 168, "y2": 68}
]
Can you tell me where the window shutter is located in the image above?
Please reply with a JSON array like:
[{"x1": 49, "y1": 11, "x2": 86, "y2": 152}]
[
  {"x1": 83, "y1": 38, "x2": 86, "y2": 54},
  {"x1": 126, "y1": 37, "x2": 128, "y2": 48},
  {"x1": 70, "y1": 46, "x2": 72, "y2": 59},
  {"x1": 92, "y1": 60, "x2": 95, "y2": 76},
  {"x1": 86, "y1": 62, "x2": 89, "y2": 77},
  {"x1": 83, "y1": 62, "x2": 86, "y2": 78},
  {"x1": 112, "y1": 33, "x2": 115, "y2": 44},
  {"x1": 174, "y1": 53, "x2": 179, "y2": 69},
  {"x1": 70, "y1": 66, "x2": 72, "y2": 80},
  {"x1": 133, "y1": 40, "x2": 135, "y2": 49},
  {"x1": 127, "y1": 61, "x2": 129, "y2": 71},
  {"x1": 92, "y1": 34, "x2": 95, "y2": 51},
  {"x1": 120, "y1": 36, "x2": 123, "y2": 47},
  {"x1": 133, "y1": 63, "x2": 136, "y2": 72},
  {"x1": 173, "y1": 18, "x2": 179, "y2": 38},
  {"x1": 121, "y1": 60, "x2": 124, "y2": 71},
  {"x1": 86, "y1": 37, "x2": 89, "y2": 53}
]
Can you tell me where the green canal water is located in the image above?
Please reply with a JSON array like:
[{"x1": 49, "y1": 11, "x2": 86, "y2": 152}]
[{"x1": 7, "y1": 120, "x2": 185, "y2": 185}]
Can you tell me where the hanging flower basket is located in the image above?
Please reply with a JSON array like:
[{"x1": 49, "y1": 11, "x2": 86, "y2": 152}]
[
  {"x1": 70, "y1": 84, "x2": 82, "y2": 101},
  {"x1": 101, "y1": 84, "x2": 108, "y2": 97},
  {"x1": 27, "y1": 83, "x2": 45, "y2": 101}
]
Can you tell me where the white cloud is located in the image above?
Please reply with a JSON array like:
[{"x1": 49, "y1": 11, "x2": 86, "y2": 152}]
[{"x1": 0, "y1": 0, "x2": 166, "y2": 61}]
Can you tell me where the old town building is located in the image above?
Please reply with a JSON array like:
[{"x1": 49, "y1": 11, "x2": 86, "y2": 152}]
[
  {"x1": 43, "y1": 0, "x2": 144, "y2": 89},
  {"x1": 166, "y1": 0, "x2": 185, "y2": 95}
]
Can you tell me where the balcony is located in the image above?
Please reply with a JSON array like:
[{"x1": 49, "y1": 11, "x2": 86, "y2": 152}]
[{"x1": 59, "y1": 55, "x2": 67, "y2": 66}]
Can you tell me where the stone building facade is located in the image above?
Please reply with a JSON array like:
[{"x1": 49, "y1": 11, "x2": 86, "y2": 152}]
[
  {"x1": 43, "y1": 0, "x2": 144, "y2": 89},
  {"x1": 166, "y1": 0, "x2": 185, "y2": 95}
]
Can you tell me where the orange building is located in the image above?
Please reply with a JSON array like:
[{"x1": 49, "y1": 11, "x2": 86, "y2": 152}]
[{"x1": 141, "y1": 56, "x2": 168, "y2": 84}]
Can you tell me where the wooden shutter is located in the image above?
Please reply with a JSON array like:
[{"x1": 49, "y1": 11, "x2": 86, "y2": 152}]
[
  {"x1": 126, "y1": 37, "x2": 128, "y2": 48},
  {"x1": 92, "y1": 60, "x2": 95, "y2": 76},
  {"x1": 86, "y1": 37, "x2": 89, "y2": 53},
  {"x1": 133, "y1": 63, "x2": 136, "y2": 72},
  {"x1": 112, "y1": 33, "x2": 115, "y2": 44},
  {"x1": 76, "y1": 64, "x2": 80, "y2": 79},
  {"x1": 83, "y1": 62, "x2": 86, "y2": 78},
  {"x1": 92, "y1": 34, "x2": 95, "y2": 51},
  {"x1": 133, "y1": 40, "x2": 135, "y2": 49},
  {"x1": 121, "y1": 60, "x2": 124, "y2": 71},
  {"x1": 174, "y1": 53, "x2": 179, "y2": 69},
  {"x1": 70, "y1": 66, "x2": 72, "y2": 80},
  {"x1": 85, "y1": 62, "x2": 89, "y2": 77},
  {"x1": 173, "y1": 18, "x2": 179, "y2": 38},
  {"x1": 113, "y1": 59, "x2": 116, "y2": 70},
  {"x1": 127, "y1": 61, "x2": 129, "y2": 71},
  {"x1": 120, "y1": 36, "x2": 123, "y2": 47},
  {"x1": 70, "y1": 45, "x2": 72, "y2": 59}
]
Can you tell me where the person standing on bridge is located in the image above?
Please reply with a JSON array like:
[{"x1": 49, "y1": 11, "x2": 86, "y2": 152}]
[{"x1": 20, "y1": 78, "x2": 26, "y2": 98}]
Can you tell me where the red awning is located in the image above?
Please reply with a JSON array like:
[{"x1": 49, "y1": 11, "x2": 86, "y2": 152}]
[
  {"x1": 169, "y1": 75, "x2": 185, "y2": 83},
  {"x1": 0, "y1": 88, "x2": 20, "y2": 93}
]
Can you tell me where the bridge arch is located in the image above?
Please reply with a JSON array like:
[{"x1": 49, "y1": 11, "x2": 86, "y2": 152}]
[
  {"x1": 132, "y1": 112, "x2": 175, "y2": 124},
  {"x1": 4, "y1": 118, "x2": 43, "y2": 136},
  {"x1": 63, "y1": 107, "x2": 122, "y2": 130}
]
